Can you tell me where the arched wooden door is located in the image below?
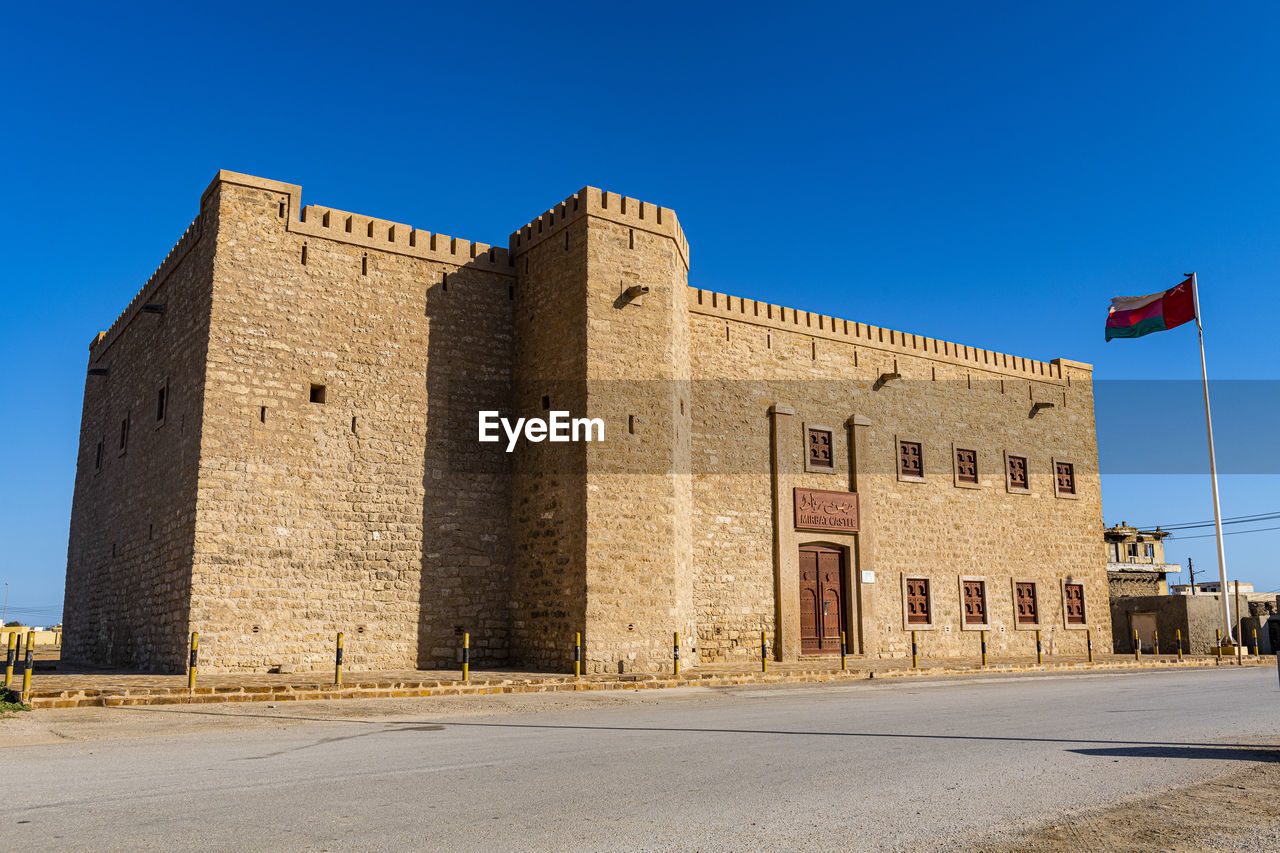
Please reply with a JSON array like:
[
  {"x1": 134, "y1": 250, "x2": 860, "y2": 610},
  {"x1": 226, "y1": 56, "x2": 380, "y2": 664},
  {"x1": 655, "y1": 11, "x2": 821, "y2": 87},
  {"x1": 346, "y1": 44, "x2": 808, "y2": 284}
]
[{"x1": 799, "y1": 545, "x2": 846, "y2": 654}]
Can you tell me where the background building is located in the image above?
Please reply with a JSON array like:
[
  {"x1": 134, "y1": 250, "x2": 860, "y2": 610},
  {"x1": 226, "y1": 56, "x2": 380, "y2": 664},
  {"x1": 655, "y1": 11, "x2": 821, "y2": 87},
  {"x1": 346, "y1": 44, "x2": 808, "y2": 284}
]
[{"x1": 1106, "y1": 523, "x2": 1179, "y2": 597}]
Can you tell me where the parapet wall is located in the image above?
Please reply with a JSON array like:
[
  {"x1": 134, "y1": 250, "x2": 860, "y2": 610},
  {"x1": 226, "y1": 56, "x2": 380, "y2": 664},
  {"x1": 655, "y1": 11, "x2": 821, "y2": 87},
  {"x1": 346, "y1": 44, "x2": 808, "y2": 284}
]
[
  {"x1": 689, "y1": 288, "x2": 1091, "y2": 384},
  {"x1": 90, "y1": 215, "x2": 204, "y2": 360},
  {"x1": 510, "y1": 186, "x2": 689, "y2": 269}
]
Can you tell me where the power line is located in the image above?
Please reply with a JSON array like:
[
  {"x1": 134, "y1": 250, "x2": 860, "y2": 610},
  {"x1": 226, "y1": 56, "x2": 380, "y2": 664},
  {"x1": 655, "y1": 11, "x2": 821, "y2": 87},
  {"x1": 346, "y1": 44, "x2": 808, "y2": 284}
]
[
  {"x1": 1167, "y1": 524, "x2": 1280, "y2": 541},
  {"x1": 1132, "y1": 510, "x2": 1280, "y2": 531}
]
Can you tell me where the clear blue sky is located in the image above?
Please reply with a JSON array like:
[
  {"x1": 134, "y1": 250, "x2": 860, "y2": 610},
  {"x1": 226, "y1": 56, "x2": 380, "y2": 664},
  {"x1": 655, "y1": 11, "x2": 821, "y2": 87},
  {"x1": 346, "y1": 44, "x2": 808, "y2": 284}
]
[{"x1": 2, "y1": 1, "x2": 1278, "y2": 624}]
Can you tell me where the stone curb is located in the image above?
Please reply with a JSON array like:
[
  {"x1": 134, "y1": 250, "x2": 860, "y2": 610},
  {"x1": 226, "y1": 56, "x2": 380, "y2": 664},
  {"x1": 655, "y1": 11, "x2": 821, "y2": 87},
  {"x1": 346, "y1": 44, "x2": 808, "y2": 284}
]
[{"x1": 20, "y1": 656, "x2": 1269, "y2": 710}]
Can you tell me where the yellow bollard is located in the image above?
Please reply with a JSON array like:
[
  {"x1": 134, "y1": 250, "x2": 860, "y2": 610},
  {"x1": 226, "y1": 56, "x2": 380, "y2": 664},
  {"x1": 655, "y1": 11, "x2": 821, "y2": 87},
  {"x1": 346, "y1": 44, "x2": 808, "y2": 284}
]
[
  {"x1": 1153, "y1": 628, "x2": 1159, "y2": 657},
  {"x1": 3, "y1": 632, "x2": 14, "y2": 688},
  {"x1": 980, "y1": 630, "x2": 987, "y2": 666},
  {"x1": 1176, "y1": 628, "x2": 1183, "y2": 662},
  {"x1": 1035, "y1": 629, "x2": 1042, "y2": 665},
  {"x1": 760, "y1": 631, "x2": 767, "y2": 674},
  {"x1": 1253, "y1": 628, "x2": 1259, "y2": 657},
  {"x1": 335, "y1": 631, "x2": 344, "y2": 686},
  {"x1": 462, "y1": 632, "x2": 470, "y2": 681},
  {"x1": 673, "y1": 631, "x2": 680, "y2": 677},
  {"x1": 574, "y1": 632, "x2": 581, "y2": 678},
  {"x1": 840, "y1": 630, "x2": 847, "y2": 672},
  {"x1": 21, "y1": 631, "x2": 35, "y2": 704},
  {"x1": 1133, "y1": 629, "x2": 1140, "y2": 662},
  {"x1": 911, "y1": 630, "x2": 918, "y2": 668},
  {"x1": 188, "y1": 631, "x2": 198, "y2": 689},
  {"x1": 1086, "y1": 628, "x2": 1093, "y2": 663}
]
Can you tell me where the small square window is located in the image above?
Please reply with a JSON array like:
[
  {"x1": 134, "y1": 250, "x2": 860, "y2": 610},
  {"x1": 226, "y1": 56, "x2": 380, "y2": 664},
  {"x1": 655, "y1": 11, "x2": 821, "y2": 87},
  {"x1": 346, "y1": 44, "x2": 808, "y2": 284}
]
[
  {"x1": 955, "y1": 448, "x2": 978, "y2": 484},
  {"x1": 906, "y1": 578, "x2": 931, "y2": 624},
  {"x1": 1065, "y1": 583, "x2": 1086, "y2": 624},
  {"x1": 1007, "y1": 455, "x2": 1029, "y2": 491},
  {"x1": 1015, "y1": 582, "x2": 1037, "y2": 624},
  {"x1": 963, "y1": 580, "x2": 986, "y2": 625},
  {"x1": 807, "y1": 427, "x2": 833, "y2": 469},
  {"x1": 1055, "y1": 461, "x2": 1076, "y2": 495},
  {"x1": 310, "y1": 384, "x2": 326, "y2": 404},
  {"x1": 899, "y1": 440, "x2": 923, "y2": 479}
]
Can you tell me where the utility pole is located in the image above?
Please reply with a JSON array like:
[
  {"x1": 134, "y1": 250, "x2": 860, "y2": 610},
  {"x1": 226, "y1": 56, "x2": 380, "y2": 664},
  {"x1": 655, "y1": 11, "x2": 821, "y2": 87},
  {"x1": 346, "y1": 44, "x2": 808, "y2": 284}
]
[{"x1": 1187, "y1": 558, "x2": 1197, "y2": 593}]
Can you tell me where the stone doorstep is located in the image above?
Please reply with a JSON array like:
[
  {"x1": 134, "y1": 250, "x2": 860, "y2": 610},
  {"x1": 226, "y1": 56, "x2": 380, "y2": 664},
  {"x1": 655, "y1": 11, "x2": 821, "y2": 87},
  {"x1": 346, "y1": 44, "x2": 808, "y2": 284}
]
[{"x1": 19, "y1": 658, "x2": 1267, "y2": 709}]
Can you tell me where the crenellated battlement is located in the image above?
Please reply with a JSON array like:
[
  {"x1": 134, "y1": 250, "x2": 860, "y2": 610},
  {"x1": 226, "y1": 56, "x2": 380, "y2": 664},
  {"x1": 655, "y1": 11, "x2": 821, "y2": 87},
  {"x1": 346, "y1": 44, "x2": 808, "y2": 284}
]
[
  {"x1": 688, "y1": 287, "x2": 1092, "y2": 384},
  {"x1": 90, "y1": 215, "x2": 204, "y2": 357},
  {"x1": 295, "y1": 204, "x2": 514, "y2": 274},
  {"x1": 509, "y1": 186, "x2": 689, "y2": 269}
]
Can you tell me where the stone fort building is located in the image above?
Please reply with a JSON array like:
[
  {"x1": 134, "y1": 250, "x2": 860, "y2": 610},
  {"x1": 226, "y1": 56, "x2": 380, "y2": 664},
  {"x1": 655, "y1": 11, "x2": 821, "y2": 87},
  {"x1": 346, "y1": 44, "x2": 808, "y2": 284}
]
[{"x1": 64, "y1": 171, "x2": 1108, "y2": 673}]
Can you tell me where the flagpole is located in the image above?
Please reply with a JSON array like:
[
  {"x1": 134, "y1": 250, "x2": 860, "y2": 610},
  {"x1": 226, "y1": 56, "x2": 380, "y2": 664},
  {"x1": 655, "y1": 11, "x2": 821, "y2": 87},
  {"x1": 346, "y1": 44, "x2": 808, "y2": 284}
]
[{"x1": 1189, "y1": 272, "x2": 1233, "y2": 642}]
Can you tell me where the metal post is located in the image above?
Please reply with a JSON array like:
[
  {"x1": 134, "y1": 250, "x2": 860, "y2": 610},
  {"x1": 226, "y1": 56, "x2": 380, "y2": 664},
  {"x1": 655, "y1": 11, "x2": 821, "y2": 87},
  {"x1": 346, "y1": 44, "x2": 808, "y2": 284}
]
[
  {"x1": 840, "y1": 630, "x2": 847, "y2": 672},
  {"x1": 1215, "y1": 629, "x2": 1222, "y2": 662},
  {"x1": 574, "y1": 632, "x2": 581, "y2": 678},
  {"x1": 335, "y1": 632, "x2": 344, "y2": 686},
  {"x1": 22, "y1": 630, "x2": 35, "y2": 704},
  {"x1": 1190, "y1": 273, "x2": 1233, "y2": 642},
  {"x1": 760, "y1": 631, "x2": 767, "y2": 674},
  {"x1": 1035, "y1": 629, "x2": 1043, "y2": 665},
  {"x1": 1154, "y1": 628, "x2": 1160, "y2": 657},
  {"x1": 3, "y1": 632, "x2": 14, "y2": 687},
  {"x1": 1176, "y1": 628, "x2": 1183, "y2": 662},
  {"x1": 911, "y1": 630, "x2": 918, "y2": 668},
  {"x1": 1133, "y1": 629, "x2": 1140, "y2": 662},
  {"x1": 980, "y1": 630, "x2": 987, "y2": 666},
  {"x1": 13, "y1": 632, "x2": 23, "y2": 683},
  {"x1": 1086, "y1": 628, "x2": 1093, "y2": 663},
  {"x1": 1252, "y1": 628, "x2": 1259, "y2": 657},
  {"x1": 1236, "y1": 604, "x2": 1243, "y2": 665},
  {"x1": 673, "y1": 631, "x2": 680, "y2": 677},
  {"x1": 462, "y1": 632, "x2": 470, "y2": 681},
  {"x1": 188, "y1": 631, "x2": 198, "y2": 689}
]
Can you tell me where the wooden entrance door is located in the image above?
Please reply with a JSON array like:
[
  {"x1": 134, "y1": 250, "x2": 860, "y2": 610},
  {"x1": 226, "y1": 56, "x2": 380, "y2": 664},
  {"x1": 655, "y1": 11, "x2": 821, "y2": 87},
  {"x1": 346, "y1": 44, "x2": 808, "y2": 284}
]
[{"x1": 799, "y1": 545, "x2": 845, "y2": 654}]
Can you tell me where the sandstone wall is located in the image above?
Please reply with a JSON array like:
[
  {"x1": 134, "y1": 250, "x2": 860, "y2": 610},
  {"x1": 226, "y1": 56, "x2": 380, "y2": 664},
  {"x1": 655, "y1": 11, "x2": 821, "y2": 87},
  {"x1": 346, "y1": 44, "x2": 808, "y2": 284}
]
[
  {"x1": 688, "y1": 290, "x2": 1108, "y2": 661},
  {"x1": 191, "y1": 173, "x2": 515, "y2": 671},
  {"x1": 63, "y1": 210, "x2": 214, "y2": 671}
]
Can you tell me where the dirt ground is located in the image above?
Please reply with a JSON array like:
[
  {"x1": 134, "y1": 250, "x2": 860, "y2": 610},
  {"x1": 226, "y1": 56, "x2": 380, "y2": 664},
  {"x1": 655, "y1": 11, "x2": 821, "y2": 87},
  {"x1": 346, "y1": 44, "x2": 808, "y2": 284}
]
[{"x1": 970, "y1": 755, "x2": 1280, "y2": 852}]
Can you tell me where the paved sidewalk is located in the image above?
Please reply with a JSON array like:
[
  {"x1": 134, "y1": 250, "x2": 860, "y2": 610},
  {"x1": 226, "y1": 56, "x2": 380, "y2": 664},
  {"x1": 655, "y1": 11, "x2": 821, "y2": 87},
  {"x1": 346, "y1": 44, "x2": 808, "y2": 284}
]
[{"x1": 7, "y1": 647, "x2": 1270, "y2": 710}]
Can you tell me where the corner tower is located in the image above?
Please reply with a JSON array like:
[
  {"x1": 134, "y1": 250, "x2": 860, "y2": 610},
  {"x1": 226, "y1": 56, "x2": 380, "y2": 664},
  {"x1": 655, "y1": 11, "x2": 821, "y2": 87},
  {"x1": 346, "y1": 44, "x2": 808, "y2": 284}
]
[{"x1": 510, "y1": 189, "x2": 694, "y2": 673}]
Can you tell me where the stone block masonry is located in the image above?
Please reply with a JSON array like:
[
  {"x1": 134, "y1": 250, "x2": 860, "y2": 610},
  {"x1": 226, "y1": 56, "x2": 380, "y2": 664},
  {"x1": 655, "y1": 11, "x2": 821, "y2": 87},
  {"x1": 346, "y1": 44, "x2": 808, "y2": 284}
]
[{"x1": 64, "y1": 171, "x2": 1109, "y2": 673}]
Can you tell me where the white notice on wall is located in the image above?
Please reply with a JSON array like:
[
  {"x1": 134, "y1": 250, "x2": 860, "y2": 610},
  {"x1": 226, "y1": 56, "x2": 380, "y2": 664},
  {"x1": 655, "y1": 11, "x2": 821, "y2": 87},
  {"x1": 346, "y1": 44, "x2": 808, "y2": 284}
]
[{"x1": 861, "y1": 570, "x2": 875, "y2": 583}]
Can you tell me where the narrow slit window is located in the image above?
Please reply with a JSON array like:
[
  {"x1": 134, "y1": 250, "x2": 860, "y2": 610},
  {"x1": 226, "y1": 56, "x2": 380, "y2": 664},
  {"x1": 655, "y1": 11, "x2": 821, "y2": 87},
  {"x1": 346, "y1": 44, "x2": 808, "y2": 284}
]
[
  {"x1": 361, "y1": 255, "x2": 368, "y2": 276},
  {"x1": 156, "y1": 385, "x2": 167, "y2": 422},
  {"x1": 119, "y1": 415, "x2": 130, "y2": 453},
  {"x1": 260, "y1": 406, "x2": 267, "y2": 423},
  {"x1": 301, "y1": 244, "x2": 308, "y2": 265},
  {"x1": 95, "y1": 440, "x2": 104, "y2": 471}
]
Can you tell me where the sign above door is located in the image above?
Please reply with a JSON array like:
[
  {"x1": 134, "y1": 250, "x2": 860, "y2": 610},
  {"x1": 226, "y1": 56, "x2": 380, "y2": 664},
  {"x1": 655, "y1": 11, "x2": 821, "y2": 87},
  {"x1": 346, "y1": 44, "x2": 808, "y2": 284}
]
[{"x1": 794, "y1": 488, "x2": 859, "y2": 533}]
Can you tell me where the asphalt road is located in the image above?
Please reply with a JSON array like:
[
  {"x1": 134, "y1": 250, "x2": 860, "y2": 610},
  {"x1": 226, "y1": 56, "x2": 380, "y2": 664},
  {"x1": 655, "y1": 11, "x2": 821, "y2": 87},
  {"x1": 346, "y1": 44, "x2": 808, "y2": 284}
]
[{"x1": 3, "y1": 667, "x2": 1278, "y2": 851}]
